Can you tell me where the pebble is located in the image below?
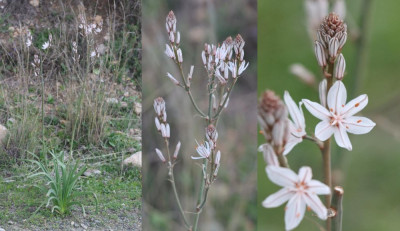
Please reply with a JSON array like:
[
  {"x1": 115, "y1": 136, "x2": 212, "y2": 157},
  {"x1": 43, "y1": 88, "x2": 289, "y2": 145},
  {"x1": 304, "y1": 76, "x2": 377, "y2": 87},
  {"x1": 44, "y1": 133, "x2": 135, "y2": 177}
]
[{"x1": 81, "y1": 223, "x2": 88, "y2": 230}]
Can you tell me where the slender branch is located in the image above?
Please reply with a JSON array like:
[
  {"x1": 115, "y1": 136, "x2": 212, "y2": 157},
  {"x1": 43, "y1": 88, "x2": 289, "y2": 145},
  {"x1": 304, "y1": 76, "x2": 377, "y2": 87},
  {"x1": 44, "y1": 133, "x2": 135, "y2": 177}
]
[
  {"x1": 304, "y1": 135, "x2": 324, "y2": 150},
  {"x1": 164, "y1": 139, "x2": 192, "y2": 230}
]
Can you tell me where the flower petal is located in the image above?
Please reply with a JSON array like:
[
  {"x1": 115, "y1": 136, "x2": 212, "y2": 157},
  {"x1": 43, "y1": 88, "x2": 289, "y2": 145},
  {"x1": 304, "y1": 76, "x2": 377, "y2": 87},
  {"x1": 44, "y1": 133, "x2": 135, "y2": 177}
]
[
  {"x1": 344, "y1": 116, "x2": 376, "y2": 134},
  {"x1": 307, "y1": 180, "x2": 331, "y2": 195},
  {"x1": 283, "y1": 134, "x2": 302, "y2": 155},
  {"x1": 341, "y1": 94, "x2": 368, "y2": 118},
  {"x1": 303, "y1": 193, "x2": 328, "y2": 220},
  {"x1": 262, "y1": 188, "x2": 295, "y2": 208},
  {"x1": 284, "y1": 91, "x2": 305, "y2": 129},
  {"x1": 327, "y1": 81, "x2": 347, "y2": 114},
  {"x1": 333, "y1": 124, "x2": 352, "y2": 150},
  {"x1": 258, "y1": 144, "x2": 279, "y2": 166},
  {"x1": 266, "y1": 166, "x2": 298, "y2": 188},
  {"x1": 302, "y1": 99, "x2": 330, "y2": 121},
  {"x1": 315, "y1": 120, "x2": 335, "y2": 141},
  {"x1": 298, "y1": 167, "x2": 312, "y2": 183},
  {"x1": 285, "y1": 193, "x2": 306, "y2": 230}
]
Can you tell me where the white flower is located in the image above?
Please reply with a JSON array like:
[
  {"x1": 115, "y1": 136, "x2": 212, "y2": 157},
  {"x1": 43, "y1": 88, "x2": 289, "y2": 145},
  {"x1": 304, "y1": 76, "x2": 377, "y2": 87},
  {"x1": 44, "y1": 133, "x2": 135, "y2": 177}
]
[
  {"x1": 258, "y1": 143, "x2": 279, "y2": 166},
  {"x1": 191, "y1": 141, "x2": 211, "y2": 159},
  {"x1": 303, "y1": 81, "x2": 375, "y2": 150},
  {"x1": 42, "y1": 41, "x2": 50, "y2": 50},
  {"x1": 283, "y1": 91, "x2": 306, "y2": 155},
  {"x1": 262, "y1": 166, "x2": 330, "y2": 230}
]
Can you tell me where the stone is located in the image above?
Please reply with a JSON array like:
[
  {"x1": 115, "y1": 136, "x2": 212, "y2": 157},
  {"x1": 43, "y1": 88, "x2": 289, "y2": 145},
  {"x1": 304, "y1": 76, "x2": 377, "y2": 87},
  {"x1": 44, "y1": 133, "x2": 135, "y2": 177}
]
[
  {"x1": 123, "y1": 151, "x2": 142, "y2": 167},
  {"x1": 81, "y1": 223, "x2": 88, "y2": 230},
  {"x1": 120, "y1": 102, "x2": 128, "y2": 108},
  {"x1": 7, "y1": 221, "x2": 13, "y2": 225},
  {"x1": 83, "y1": 169, "x2": 101, "y2": 177},
  {"x1": 29, "y1": 0, "x2": 39, "y2": 7},
  {"x1": 0, "y1": 228, "x2": 5, "y2": 231},
  {"x1": 106, "y1": 98, "x2": 118, "y2": 104},
  {"x1": 134, "y1": 102, "x2": 142, "y2": 114},
  {"x1": 0, "y1": 124, "x2": 8, "y2": 144}
]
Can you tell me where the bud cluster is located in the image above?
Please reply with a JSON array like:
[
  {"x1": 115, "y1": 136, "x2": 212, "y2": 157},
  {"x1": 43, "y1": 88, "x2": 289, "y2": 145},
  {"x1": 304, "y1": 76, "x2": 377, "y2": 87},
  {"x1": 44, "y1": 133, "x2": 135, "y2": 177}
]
[
  {"x1": 153, "y1": 97, "x2": 170, "y2": 138},
  {"x1": 164, "y1": 11, "x2": 182, "y2": 63},
  {"x1": 314, "y1": 12, "x2": 347, "y2": 80},
  {"x1": 205, "y1": 124, "x2": 218, "y2": 149},
  {"x1": 31, "y1": 54, "x2": 41, "y2": 77},
  {"x1": 258, "y1": 90, "x2": 290, "y2": 153}
]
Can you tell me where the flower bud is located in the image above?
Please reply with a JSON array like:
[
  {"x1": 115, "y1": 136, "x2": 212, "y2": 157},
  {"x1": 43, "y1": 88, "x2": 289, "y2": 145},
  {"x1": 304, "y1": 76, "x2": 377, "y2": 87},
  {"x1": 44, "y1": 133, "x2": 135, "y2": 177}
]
[
  {"x1": 215, "y1": 150, "x2": 221, "y2": 165},
  {"x1": 173, "y1": 141, "x2": 181, "y2": 159},
  {"x1": 155, "y1": 117, "x2": 161, "y2": 131},
  {"x1": 334, "y1": 54, "x2": 346, "y2": 80},
  {"x1": 314, "y1": 41, "x2": 327, "y2": 67},
  {"x1": 206, "y1": 124, "x2": 218, "y2": 144},
  {"x1": 328, "y1": 37, "x2": 339, "y2": 59},
  {"x1": 177, "y1": 48, "x2": 183, "y2": 63},
  {"x1": 166, "y1": 72, "x2": 180, "y2": 85},
  {"x1": 155, "y1": 148, "x2": 166, "y2": 163},
  {"x1": 154, "y1": 97, "x2": 166, "y2": 118}
]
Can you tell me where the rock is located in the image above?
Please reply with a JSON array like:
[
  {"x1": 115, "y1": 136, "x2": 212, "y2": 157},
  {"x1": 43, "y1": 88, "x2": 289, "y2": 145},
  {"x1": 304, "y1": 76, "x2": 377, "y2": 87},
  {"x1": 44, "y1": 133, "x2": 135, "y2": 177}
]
[
  {"x1": 81, "y1": 223, "x2": 88, "y2": 230},
  {"x1": 123, "y1": 92, "x2": 129, "y2": 97},
  {"x1": 120, "y1": 102, "x2": 128, "y2": 108},
  {"x1": 7, "y1": 221, "x2": 13, "y2": 225},
  {"x1": 134, "y1": 102, "x2": 142, "y2": 114},
  {"x1": 0, "y1": 228, "x2": 5, "y2": 231},
  {"x1": 0, "y1": 124, "x2": 8, "y2": 144},
  {"x1": 123, "y1": 151, "x2": 142, "y2": 167},
  {"x1": 83, "y1": 169, "x2": 101, "y2": 177},
  {"x1": 97, "y1": 44, "x2": 106, "y2": 54},
  {"x1": 106, "y1": 98, "x2": 118, "y2": 104},
  {"x1": 71, "y1": 221, "x2": 75, "y2": 226},
  {"x1": 29, "y1": 0, "x2": 39, "y2": 7}
]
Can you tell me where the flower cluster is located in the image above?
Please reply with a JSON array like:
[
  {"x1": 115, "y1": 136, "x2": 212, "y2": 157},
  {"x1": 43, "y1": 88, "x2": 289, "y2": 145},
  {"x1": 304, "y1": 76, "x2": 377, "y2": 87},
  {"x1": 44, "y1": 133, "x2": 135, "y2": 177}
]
[
  {"x1": 31, "y1": 54, "x2": 41, "y2": 77},
  {"x1": 78, "y1": 14, "x2": 103, "y2": 36},
  {"x1": 25, "y1": 30, "x2": 33, "y2": 48},
  {"x1": 153, "y1": 97, "x2": 181, "y2": 163},
  {"x1": 261, "y1": 12, "x2": 375, "y2": 230}
]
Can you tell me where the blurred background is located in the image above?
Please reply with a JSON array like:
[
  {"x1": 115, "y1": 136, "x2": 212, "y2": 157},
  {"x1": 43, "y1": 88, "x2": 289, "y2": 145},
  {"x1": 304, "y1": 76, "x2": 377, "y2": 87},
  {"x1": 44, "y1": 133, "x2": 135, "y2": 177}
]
[
  {"x1": 143, "y1": 0, "x2": 257, "y2": 230},
  {"x1": 258, "y1": 0, "x2": 400, "y2": 230}
]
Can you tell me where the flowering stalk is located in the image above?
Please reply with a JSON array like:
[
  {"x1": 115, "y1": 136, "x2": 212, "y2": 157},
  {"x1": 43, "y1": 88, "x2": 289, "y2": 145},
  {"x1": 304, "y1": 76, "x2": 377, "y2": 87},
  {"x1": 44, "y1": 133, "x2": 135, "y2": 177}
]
[
  {"x1": 155, "y1": 11, "x2": 248, "y2": 230},
  {"x1": 260, "y1": 12, "x2": 375, "y2": 231}
]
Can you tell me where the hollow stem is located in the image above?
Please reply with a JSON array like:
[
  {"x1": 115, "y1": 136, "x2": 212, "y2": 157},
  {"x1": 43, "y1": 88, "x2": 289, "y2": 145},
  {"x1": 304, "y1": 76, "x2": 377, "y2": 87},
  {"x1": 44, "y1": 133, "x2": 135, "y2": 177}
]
[
  {"x1": 331, "y1": 186, "x2": 344, "y2": 231},
  {"x1": 323, "y1": 62, "x2": 334, "y2": 231}
]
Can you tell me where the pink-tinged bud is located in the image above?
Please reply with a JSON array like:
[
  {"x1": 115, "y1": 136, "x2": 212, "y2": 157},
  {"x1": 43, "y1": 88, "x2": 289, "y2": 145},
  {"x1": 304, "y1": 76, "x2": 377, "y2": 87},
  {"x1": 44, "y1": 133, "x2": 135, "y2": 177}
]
[
  {"x1": 212, "y1": 95, "x2": 217, "y2": 110},
  {"x1": 155, "y1": 148, "x2": 166, "y2": 163},
  {"x1": 215, "y1": 150, "x2": 221, "y2": 165},
  {"x1": 188, "y1": 65, "x2": 194, "y2": 81},
  {"x1": 206, "y1": 124, "x2": 218, "y2": 144},
  {"x1": 165, "y1": 124, "x2": 170, "y2": 138},
  {"x1": 201, "y1": 51, "x2": 207, "y2": 66},
  {"x1": 338, "y1": 32, "x2": 347, "y2": 49},
  {"x1": 233, "y1": 34, "x2": 245, "y2": 55},
  {"x1": 213, "y1": 164, "x2": 220, "y2": 177},
  {"x1": 173, "y1": 141, "x2": 181, "y2": 159},
  {"x1": 314, "y1": 41, "x2": 327, "y2": 67},
  {"x1": 328, "y1": 37, "x2": 339, "y2": 59},
  {"x1": 165, "y1": 44, "x2": 175, "y2": 59},
  {"x1": 169, "y1": 32, "x2": 175, "y2": 43},
  {"x1": 153, "y1": 97, "x2": 166, "y2": 118},
  {"x1": 176, "y1": 31, "x2": 180, "y2": 45},
  {"x1": 334, "y1": 54, "x2": 346, "y2": 80},
  {"x1": 155, "y1": 117, "x2": 161, "y2": 131},
  {"x1": 166, "y1": 11, "x2": 177, "y2": 33},
  {"x1": 177, "y1": 48, "x2": 183, "y2": 63},
  {"x1": 166, "y1": 72, "x2": 180, "y2": 85},
  {"x1": 160, "y1": 124, "x2": 167, "y2": 137},
  {"x1": 319, "y1": 79, "x2": 327, "y2": 107}
]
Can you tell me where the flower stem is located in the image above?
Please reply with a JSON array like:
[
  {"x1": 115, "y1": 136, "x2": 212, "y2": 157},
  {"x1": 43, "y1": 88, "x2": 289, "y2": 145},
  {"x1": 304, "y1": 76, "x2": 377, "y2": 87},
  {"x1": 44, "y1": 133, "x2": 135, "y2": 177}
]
[
  {"x1": 323, "y1": 62, "x2": 334, "y2": 231},
  {"x1": 331, "y1": 186, "x2": 344, "y2": 231},
  {"x1": 165, "y1": 139, "x2": 192, "y2": 230}
]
